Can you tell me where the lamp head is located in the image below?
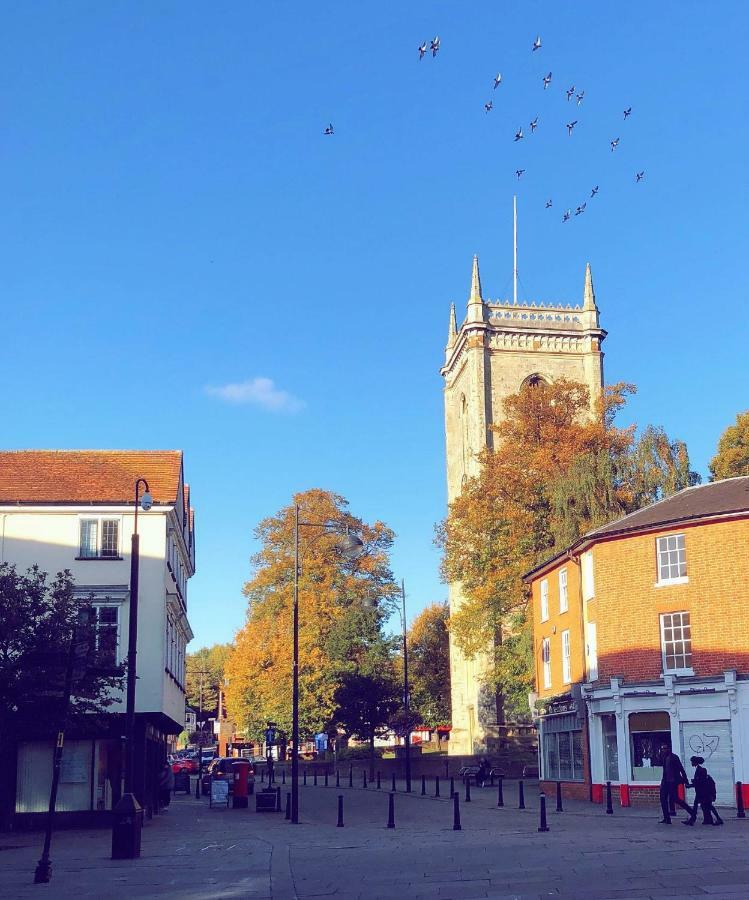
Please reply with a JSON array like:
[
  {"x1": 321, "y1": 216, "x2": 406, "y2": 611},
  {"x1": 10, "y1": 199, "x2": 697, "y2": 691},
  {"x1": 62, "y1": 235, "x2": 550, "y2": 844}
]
[
  {"x1": 336, "y1": 530, "x2": 364, "y2": 561},
  {"x1": 140, "y1": 491, "x2": 154, "y2": 512}
]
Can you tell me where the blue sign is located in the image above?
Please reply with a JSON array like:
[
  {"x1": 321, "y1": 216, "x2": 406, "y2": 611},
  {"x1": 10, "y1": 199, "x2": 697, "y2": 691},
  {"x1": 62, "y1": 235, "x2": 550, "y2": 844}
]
[{"x1": 314, "y1": 733, "x2": 328, "y2": 752}]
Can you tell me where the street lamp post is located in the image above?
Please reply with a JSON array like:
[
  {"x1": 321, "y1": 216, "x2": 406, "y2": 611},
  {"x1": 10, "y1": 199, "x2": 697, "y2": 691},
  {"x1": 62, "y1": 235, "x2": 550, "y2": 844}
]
[
  {"x1": 111, "y1": 478, "x2": 153, "y2": 860},
  {"x1": 401, "y1": 580, "x2": 412, "y2": 794},
  {"x1": 291, "y1": 504, "x2": 364, "y2": 824}
]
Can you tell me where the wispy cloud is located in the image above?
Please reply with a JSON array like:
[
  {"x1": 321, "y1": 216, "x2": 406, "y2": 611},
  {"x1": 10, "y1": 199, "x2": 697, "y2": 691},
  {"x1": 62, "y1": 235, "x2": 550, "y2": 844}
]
[{"x1": 204, "y1": 377, "x2": 304, "y2": 413}]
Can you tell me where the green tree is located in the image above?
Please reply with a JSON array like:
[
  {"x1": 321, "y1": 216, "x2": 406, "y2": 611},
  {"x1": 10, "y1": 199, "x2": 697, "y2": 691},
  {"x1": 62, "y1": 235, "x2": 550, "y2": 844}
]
[
  {"x1": 406, "y1": 602, "x2": 451, "y2": 728},
  {"x1": 186, "y1": 643, "x2": 233, "y2": 719},
  {"x1": 709, "y1": 411, "x2": 749, "y2": 480},
  {"x1": 333, "y1": 671, "x2": 400, "y2": 774},
  {"x1": 225, "y1": 489, "x2": 398, "y2": 743},
  {"x1": 0, "y1": 564, "x2": 125, "y2": 829}
]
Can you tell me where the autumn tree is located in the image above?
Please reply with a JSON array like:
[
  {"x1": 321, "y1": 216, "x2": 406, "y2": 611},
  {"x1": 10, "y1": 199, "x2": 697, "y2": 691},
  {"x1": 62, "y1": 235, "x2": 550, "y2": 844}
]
[
  {"x1": 186, "y1": 643, "x2": 233, "y2": 720},
  {"x1": 438, "y1": 379, "x2": 697, "y2": 722},
  {"x1": 225, "y1": 489, "x2": 398, "y2": 743},
  {"x1": 709, "y1": 411, "x2": 749, "y2": 480},
  {"x1": 406, "y1": 602, "x2": 450, "y2": 728}
]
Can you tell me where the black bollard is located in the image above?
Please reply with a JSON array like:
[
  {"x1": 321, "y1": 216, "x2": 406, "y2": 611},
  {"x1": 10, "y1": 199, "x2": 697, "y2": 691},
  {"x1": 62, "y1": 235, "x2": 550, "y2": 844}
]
[
  {"x1": 337, "y1": 795, "x2": 344, "y2": 827},
  {"x1": 336, "y1": 770, "x2": 340, "y2": 788},
  {"x1": 538, "y1": 793, "x2": 550, "y2": 832},
  {"x1": 737, "y1": 782, "x2": 746, "y2": 818},
  {"x1": 377, "y1": 771, "x2": 381, "y2": 790},
  {"x1": 452, "y1": 792, "x2": 461, "y2": 831},
  {"x1": 435, "y1": 776, "x2": 440, "y2": 798},
  {"x1": 325, "y1": 771, "x2": 329, "y2": 788},
  {"x1": 464, "y1": 778, "x2": 472, "y2": 803},
  {"x1": 303, "y1": 768, "x2": 307, "y2": 787},
  {"x1": 387, "y1": 792, "x2": 395, "y2": 829},
  {"x1": 605, "y1": 780, "x2": 613, "y2": 815},
  {"x1": 363, "y1": 771, "x2": 367, "y2": 789},
  {"x1": 556, "y1": 781, "x2": 563, "y2": 813},
  {"x1": 450, "y1": 776, "x2": 455, "y2": 797},
  {"x1": 276, "y1": 786, "x2": 281, "y2": 812},
  {"x1": 421, "y1": 775, "x2": 426, "y2": 796},
  {"x1": 285, "y1": 791, "x2": 291, "y2": 820},
  {"x1": 282, "y1": 768, "x2": 286, "y2": 785},
  {"x1": 497, "y1": 777, "x2": 504, "y2": 808},
  {"x1": 519, "y1": 779, "x2": 526, "y2": 810},
  {"x1": 314, "y1": 770, "x2": 318, "y2": 787},
  {"x1": 391, "y1": 772, "x2": 396, "y2": 792},
  {"x1": 349, "y1": 765, "x2": 353, "y2": 788}
]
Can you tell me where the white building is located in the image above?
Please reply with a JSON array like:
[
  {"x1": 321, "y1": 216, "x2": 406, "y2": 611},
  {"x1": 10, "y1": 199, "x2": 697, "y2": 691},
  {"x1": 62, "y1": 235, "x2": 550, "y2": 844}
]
[{"x1": 0, "y1": 450, "x2": 195, "y2": 825}]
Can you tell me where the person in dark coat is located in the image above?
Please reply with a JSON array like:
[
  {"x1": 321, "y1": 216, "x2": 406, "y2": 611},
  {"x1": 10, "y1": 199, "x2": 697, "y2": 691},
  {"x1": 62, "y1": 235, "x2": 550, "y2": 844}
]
[
  {"x1": 658, "y1": 743, "x2": 692, "y2": 824},
  {"x1": 476, "y1": 759, "x2": 491, "y2": 788},
  {"x1": 158, "y1": 762, "x2": 175, "y2": 809},
  {"x1": 684, "y1": 756, "x2": 724, "y2": 826}
]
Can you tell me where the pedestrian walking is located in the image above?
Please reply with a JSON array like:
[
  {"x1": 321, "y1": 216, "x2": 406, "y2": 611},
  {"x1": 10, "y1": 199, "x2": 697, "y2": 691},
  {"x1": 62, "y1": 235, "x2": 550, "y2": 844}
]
[
  {"x1": 658, "y1": 743, "x2": 692, "y2": 824},
  {"x1": 159, "y1": 761, "x2": 174, "y2": 809},
  {"x1": 476, "y1": 759, "x2": 490, "y2": 788},
  {"x1": 684, "y1": 756, "x2": 724, "y2": 826}
]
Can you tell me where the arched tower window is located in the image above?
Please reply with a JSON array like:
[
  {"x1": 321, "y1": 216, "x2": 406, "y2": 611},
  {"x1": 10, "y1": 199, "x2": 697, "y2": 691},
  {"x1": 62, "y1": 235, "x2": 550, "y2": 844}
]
[{"x1": 521, "y1": 373, "x2": 549, "y2": 390}]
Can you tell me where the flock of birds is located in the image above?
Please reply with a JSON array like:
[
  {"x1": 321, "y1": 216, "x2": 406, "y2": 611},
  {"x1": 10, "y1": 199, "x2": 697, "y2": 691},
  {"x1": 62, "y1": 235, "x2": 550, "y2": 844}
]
[{"x1": 322, "y1": 33, "x2": 645, "y2": 223}]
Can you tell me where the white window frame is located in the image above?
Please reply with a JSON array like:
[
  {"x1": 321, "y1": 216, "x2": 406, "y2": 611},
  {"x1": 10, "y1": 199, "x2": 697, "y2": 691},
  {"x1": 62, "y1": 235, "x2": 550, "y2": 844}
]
[
  {"x1": 581, "y1": 551, "x2": 595, "y2": 601},
  {"x1": 91, "y1": 602, "x2": 120, "y2": 665},
  {"x1": 542, "y1": 638, "x2": 551, "y2": 689},
  {"x1": 559, "y1": 568, "x2": 568, "y2": 613},
  {"x1": 540, "y1": 579, "x2": 549, "y2": 622},
  {"x1": 656, "y1": 534, "x2": 688, "y2": 586},
  {"x1": 78, "y1": 516, "x2": 122, "y2": 559},
  {"x1": 586, "y1": 622, "x2": 598, "y2": 680},
  {"x1": 660, "y1": 611, "x2": 693, "y2": 675},
  {"x1": 562, "y1": 629, "x2": 571, "y2": 684}
]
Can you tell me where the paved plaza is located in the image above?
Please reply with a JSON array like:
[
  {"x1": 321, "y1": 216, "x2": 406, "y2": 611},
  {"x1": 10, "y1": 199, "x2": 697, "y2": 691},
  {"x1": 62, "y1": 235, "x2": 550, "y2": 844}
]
[{"x1": 2, "y1": 778, "x2": 748, "y2": 899}]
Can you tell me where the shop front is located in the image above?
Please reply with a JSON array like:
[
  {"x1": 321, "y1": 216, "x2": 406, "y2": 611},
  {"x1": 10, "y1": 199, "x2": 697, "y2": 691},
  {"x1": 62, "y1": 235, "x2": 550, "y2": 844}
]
[{"x1": 537, "y1": 692, "x2": 589, "y2": 800}]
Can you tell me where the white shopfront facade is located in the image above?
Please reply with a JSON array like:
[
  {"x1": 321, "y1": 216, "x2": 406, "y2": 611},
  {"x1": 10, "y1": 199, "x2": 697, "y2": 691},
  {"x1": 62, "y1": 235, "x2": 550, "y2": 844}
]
[{"x1": 585, "y1": 671, "x2": 749, "y2": 807}]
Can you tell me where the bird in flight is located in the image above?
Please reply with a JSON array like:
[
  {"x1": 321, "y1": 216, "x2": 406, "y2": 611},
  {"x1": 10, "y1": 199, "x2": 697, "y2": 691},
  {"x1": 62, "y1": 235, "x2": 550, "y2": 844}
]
[
  {"x1": 494, "y1": 73, "x2": 502, "y2": 89},
  {"x1": 514, "y1": 127, "x2": 524, "y2": 142},
  {"x1": 323, "y1": 123, "x2": 334, "y2": 136},
  {"x1": 515, "y1": 169, "x2": 525, "y2": 179},
  {"x1": 431, "y1": 36, "x2": 440, "y2": 57},
  {"x1": 530, "y1": 116, "x2": 539, "y2": 132},
  {"x1": 545, "y1": 199, "x2": 553, "y2": 209},
  {"x1": 591, "y1": 185, "x2": 599, "y2": 198},
  {"x1": 484, "y1": 101, "x2": 493, "y2": 114},
  {"x1": 562, "y1": 209, "x2": 571, "y2": 222},
  {"x1": 543, "y1": 72, "x2": 552, "y2": 90},
  {"x1": 575, "y1": 202, "x2": 587, "y2": 216},
  {"x1": 566, "y1": 85, "x2": 575, "y2": 101},
  {"x1": 623, "y1": 107, "x2": 632, "y2": 119},
  {"x1": 611, "y1": 137, "x2": 620, "y2": 151},
  {"x1": 532, "y1": 35, "x2": 542, "y2": 52},
  {"x1": 418, "y1": 42, "x2": 427, "y2": 60},
  {"x1": 636, "y1": 171, "x2": 645, "y2": 182},
  {"x1": 566, "y1": 120, "x2": 578, "y2": 135},
  {"x1": 576, "y1": 91, "x2": 585, "y2": 106}
]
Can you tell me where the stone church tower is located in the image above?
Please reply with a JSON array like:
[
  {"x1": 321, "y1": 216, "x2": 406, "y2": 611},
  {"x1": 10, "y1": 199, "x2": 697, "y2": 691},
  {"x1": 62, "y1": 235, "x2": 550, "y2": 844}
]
[{"x1": 440, "y1": 255, "x2": 606, "y2": 755}]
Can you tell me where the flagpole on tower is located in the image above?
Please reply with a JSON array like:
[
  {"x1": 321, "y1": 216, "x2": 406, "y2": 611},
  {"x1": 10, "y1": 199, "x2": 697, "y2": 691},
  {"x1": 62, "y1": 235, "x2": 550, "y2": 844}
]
[{"x1": 513, "y1": 195, "x2": 518, "y2": 305}]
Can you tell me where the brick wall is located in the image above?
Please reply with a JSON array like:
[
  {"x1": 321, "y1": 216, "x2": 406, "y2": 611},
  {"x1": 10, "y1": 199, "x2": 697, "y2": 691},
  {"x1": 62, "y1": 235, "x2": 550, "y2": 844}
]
[{"x1": 540, "y1": 780, "x2": 589, "y2": 801}]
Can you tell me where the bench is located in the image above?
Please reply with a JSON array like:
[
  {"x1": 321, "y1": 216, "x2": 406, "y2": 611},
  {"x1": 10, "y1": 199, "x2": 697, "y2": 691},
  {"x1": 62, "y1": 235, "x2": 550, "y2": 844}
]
[{"x1": 458, "y1": 766, "x2": 481, "y2": 786}]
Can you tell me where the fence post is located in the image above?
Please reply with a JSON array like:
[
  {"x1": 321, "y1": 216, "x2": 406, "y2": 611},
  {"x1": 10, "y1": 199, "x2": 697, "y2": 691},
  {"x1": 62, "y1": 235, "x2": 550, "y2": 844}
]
[
  {"x1": 391, "y1": 772, "x2": 397, "y2": 792},
  {"x1": 275, "y1": 787, "x2": 281, "y2": 812},
  {"x1": 282, "y1": 768, "x2": 286, "y2": 785},
  {"x1": 337, "y1": 795, "x2": 344, "y2": 828},
  {"x1": 497, "y1": 777, "x2": 504, "y2": 808},
  {"x1": 464, "y1": 778, "x2": 471, "y2": 803},
  {"x1": 336, "y1": 770, "x2": 340, "y2": 788},
  {"x1": 538, "y1": 793, "x2": 550, "y2": 832},
  {"x1": 445, "y1": 759, "x2": 449, "y2": 778},
  {"x1": 349, "y1": 766, "x2": 353, "y2": 788},
  {"x1": 518, "y1": 779, "x2": 525, "y2": 810},
  {"x1": 313, "y1": 770, "x2": 318, "y2": 787},
  {"x1": 285, "y1": 791, "x2": 290, "y2": 820},
  {"x1": 452, "y1": 792, "x2": 461, "y2": 831},
  {"x1": 556, "y1": 781, "x2": 563, "y2": 813},
  {"x1": 387, "y1": 792, "x2": 395, "y2": 829},
  {"x1": 303, "y1": 767, "x2": 307, "y2": 787},
  {"x1": 605, "y1": 780, "x2": 614, "y2": 815},
  {"x1": 421, "y1": 775, "x2": 426, "y2": 796},
  {"x1": 377, "y1": 771, "x2": 381, "y2": 790},
  {"x1": 363, "y1": 771, "x2": 367, "y2": 789},
  {"x1": 435, "y1": 775, "x2": 440, "y2": 798},
  {"x1": 737, "y1": 782, "x2": 746, "y2": 818},
  {"x1": 325, "y1": 771, "x2": 329, "y2": 788},
  {"x1": 450, "y1": 776, "x2": 455, "y2": 798}
]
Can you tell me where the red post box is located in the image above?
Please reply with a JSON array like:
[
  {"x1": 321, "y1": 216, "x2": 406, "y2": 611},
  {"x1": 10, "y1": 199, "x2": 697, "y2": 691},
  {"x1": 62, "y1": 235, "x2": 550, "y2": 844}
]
[{"x1": 232, "y1": 760, "x2": 251, "y2": 809}]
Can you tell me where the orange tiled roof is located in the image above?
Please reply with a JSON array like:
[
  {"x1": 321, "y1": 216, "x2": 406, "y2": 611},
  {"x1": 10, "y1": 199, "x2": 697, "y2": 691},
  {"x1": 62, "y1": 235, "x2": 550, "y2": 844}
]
[{"x1": 0, "y1": 450, "x2": 183, "y2": 505}]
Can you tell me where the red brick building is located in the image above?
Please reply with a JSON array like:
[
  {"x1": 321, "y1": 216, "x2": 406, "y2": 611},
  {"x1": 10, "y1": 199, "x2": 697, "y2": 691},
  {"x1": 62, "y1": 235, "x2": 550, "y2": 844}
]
[{"x1": 525, "y1": 477, "x2": 749, "y2": 807}]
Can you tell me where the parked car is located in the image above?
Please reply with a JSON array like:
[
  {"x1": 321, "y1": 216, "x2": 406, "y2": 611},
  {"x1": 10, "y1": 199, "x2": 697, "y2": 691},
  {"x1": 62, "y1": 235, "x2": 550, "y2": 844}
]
[
  {"x1": 201, "y1": 757, "x2": 255, "y2": 794},
  {"x1": 172, "y1": 754, "x2": 198, "y2": 774}
]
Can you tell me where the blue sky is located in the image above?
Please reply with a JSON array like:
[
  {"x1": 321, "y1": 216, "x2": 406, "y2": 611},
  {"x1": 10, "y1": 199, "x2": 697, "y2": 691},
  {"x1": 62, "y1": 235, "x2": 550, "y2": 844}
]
[{"x1": 1, "y1": 2, "x2": 747, "y2": 648}]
